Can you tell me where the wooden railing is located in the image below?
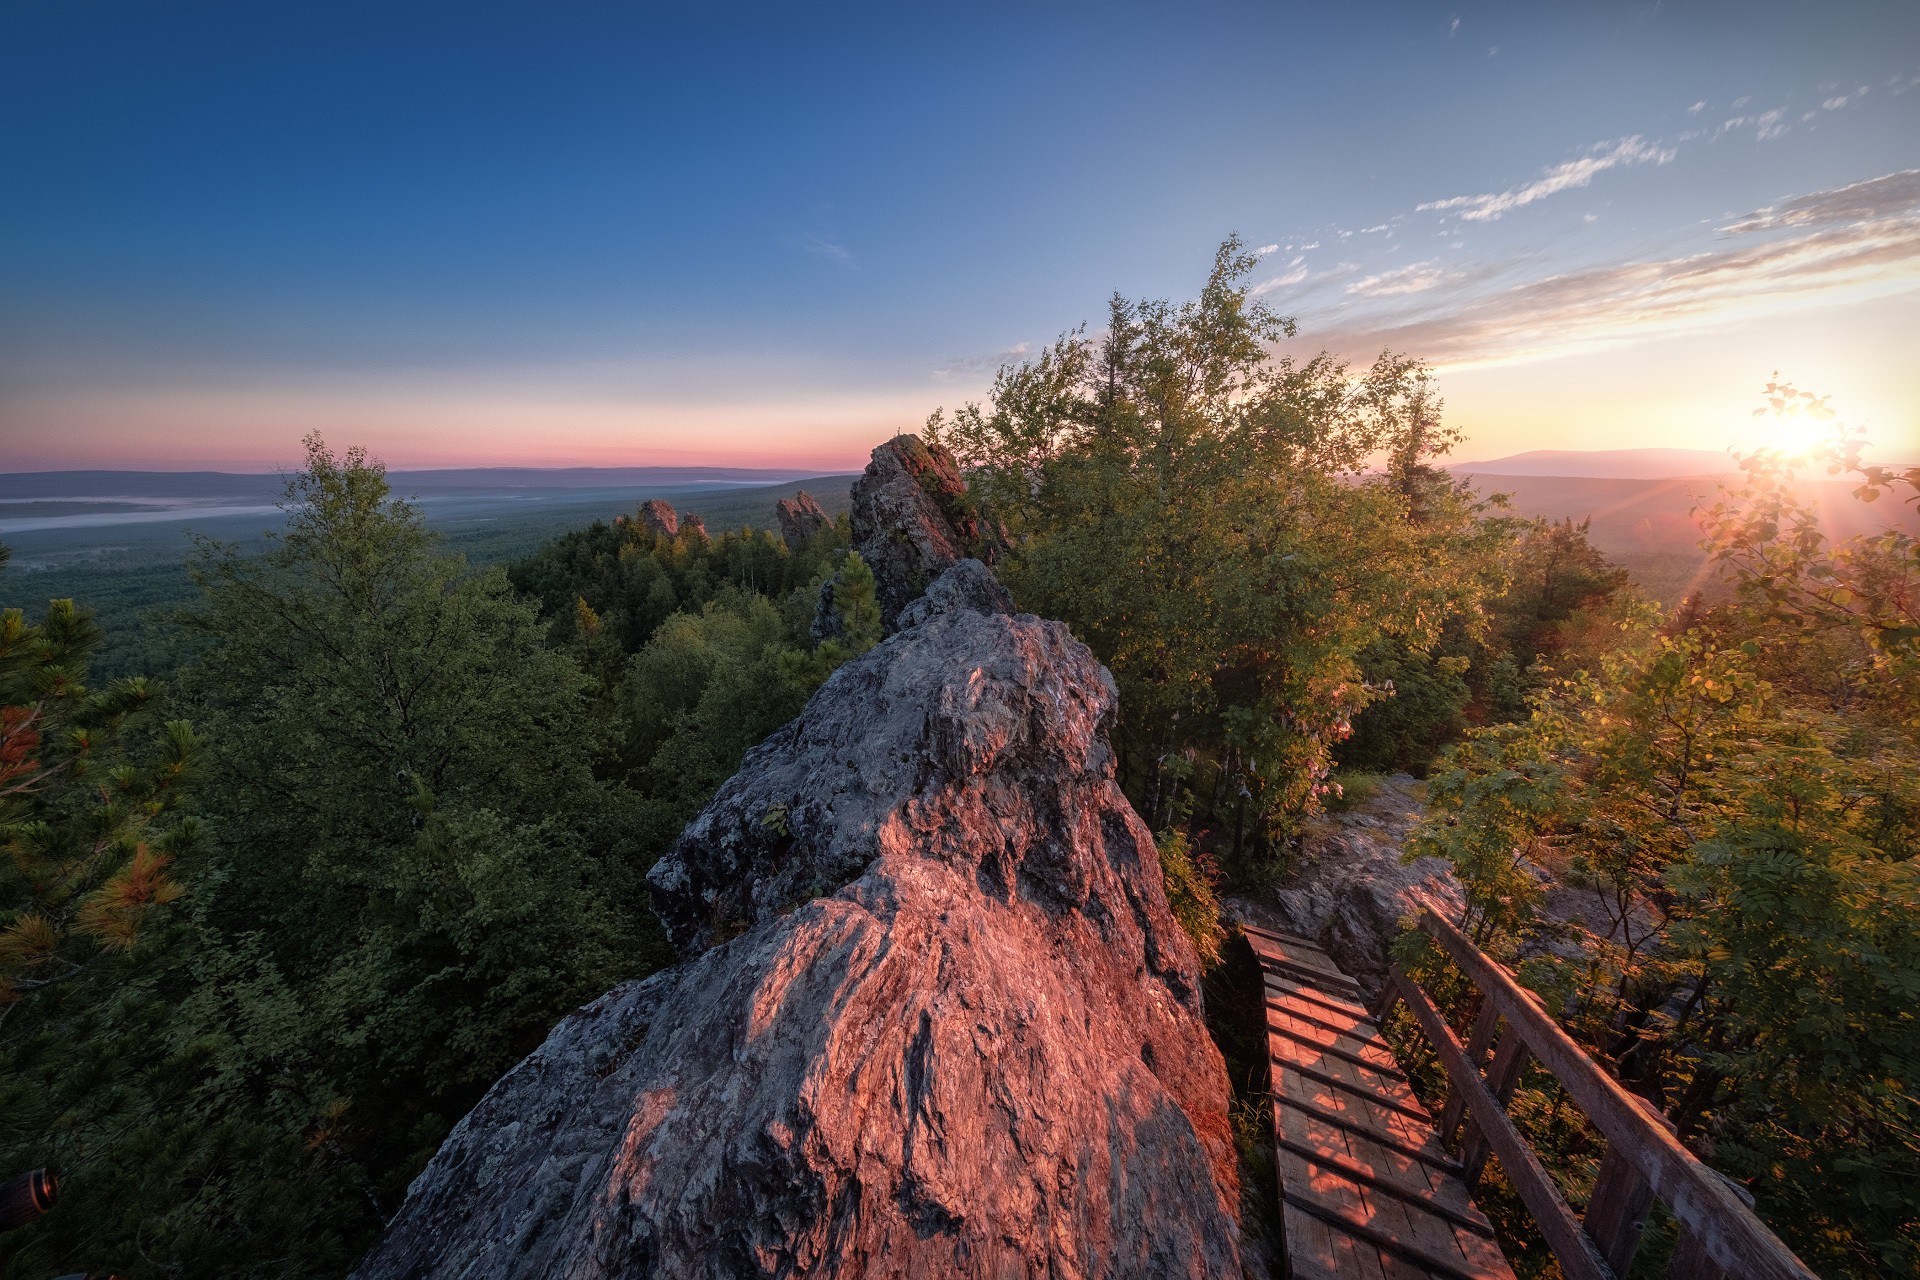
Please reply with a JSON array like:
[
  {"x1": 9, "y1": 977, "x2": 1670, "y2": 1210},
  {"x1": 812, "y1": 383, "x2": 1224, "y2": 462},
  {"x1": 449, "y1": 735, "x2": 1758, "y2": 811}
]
[{"x1": 1378, "y1": 910, "x2": 1820, "y2": 1280}]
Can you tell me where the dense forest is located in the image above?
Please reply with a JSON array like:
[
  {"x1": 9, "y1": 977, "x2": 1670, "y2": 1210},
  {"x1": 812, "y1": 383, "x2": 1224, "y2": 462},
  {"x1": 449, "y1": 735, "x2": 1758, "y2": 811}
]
[{"x1": 2, "y1": 243, "x2": 1912, "y2": 1276}]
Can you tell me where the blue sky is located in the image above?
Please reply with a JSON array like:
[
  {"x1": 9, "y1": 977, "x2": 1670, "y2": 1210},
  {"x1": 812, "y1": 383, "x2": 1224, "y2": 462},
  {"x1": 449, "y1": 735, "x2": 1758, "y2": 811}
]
[{"x1": 3, "y1": 1, "x2": 1917, "y2": 469}]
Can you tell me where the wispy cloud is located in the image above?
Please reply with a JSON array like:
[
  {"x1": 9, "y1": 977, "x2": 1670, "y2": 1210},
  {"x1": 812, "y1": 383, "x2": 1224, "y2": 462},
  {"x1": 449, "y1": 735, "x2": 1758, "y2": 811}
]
[
  {"x1": 1721, "y1": 169, "x2": 1920, "y2": 234},
  {"x1": 1713, "y1": 107, "x2": 1788, "y2": 141},
  {"x1": 1346, "y1": 261, "x2": 1460, "y2": 297},
  {"x1": 1308, "y1": 173, "x2": 1920, "y2": 368},
  {"x1": 932, "y1": 342, "x2": 1030, "y2": 383},
  {"x1": 1255, "y1": 243, "x2": 1279, "y2": 255},
  {"x1": 793, "y1": 232, "x2": 855, "y2": 267},
  {"x1": 1419, "y1": 135, "x2": 1676, "y2": 222},
  {"x1": 1688, "y1": 100, "x2": 1706, "y2": 114},
  {"x1": 1251, "y1": 256, "x2": 1310, "y2": 295}
]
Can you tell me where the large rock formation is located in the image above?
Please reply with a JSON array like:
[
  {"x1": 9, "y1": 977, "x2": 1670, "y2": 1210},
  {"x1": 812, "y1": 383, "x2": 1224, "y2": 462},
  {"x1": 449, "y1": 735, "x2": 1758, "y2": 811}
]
[
  {"x1": 774, "y1": 489, "x2": 830, "y2": 549},
  {"x1": 1227, "y1": 773, "x2": 1464, "y2": 997},
  {"x1": 352, "y1": 555, "x2": 1243, "y2": 1279},
  {"x1": 637, "y1": 498, "x2": 679, "y2": 539},
  {"x1": 851, "y1": 435, "x2": 1002, "y2": 631}
]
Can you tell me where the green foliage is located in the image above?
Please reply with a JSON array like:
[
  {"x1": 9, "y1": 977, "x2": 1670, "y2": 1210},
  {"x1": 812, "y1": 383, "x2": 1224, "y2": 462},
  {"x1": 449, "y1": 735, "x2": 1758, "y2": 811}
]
[
  {"x1": 931, "y1": 236, "x2": 1508, "y2": 870},
  {"x1": 1410, "y1": 389, "x2": 1919, "y2": 1276},
  {"x1": 0, "y1": 576, "x2": 197, "y2": 1014},
  {"x1": 1342, "y1": 515, "x2": 1633, "y2": 774},
  {"x1": 1, "y1": 446, "x2": 870, "y2": 1275},
  {"x1": 1154, "y1": 828, "x2": 1224, "y2": 968}
]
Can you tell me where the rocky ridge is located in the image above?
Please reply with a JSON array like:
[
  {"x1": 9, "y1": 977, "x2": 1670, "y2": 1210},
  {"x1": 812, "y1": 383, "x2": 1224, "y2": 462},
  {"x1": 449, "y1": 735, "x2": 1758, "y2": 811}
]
[
  {"x1": 774, "y1": 489, "x2": 830, "y2": 549},
  {"x1": 850, "y1": 435, "x2": 1003, "y2": 631},
  {"x1": 353, "y1": 440, "x2": 1242, "y2": 1279},
  {"x1": 637, "y1": 497, "x2": 680, "y2": 539}
]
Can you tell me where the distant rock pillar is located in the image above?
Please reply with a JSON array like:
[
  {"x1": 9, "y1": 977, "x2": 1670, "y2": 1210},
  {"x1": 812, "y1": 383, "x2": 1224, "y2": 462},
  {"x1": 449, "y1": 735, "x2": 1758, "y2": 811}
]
[
  {"x1": 774, "y1": 490, "x2": 830, "y2": 550},
  {"x1": 637, "y1": 499, "x2": 679, "y2": 539}
]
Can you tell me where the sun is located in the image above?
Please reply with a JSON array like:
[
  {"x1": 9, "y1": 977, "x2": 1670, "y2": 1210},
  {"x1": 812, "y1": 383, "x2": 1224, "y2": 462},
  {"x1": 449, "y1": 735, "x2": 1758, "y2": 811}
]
[
  {"x1": 1764, "y1": 412, "x2": 1833, "y2": 456},
  {"x1": 1751, "y1": 377, "x2": 1840, "y2": 458}
]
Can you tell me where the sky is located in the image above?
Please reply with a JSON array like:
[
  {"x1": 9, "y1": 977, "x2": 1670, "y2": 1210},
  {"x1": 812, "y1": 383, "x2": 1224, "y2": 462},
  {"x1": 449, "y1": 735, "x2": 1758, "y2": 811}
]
[{"x1": 2, "y1": 0, "x2": 1917, "y2": 472}]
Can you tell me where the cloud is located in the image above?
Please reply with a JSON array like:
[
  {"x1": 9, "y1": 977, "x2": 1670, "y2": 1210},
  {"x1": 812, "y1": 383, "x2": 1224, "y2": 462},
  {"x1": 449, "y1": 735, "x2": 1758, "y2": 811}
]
[
  {"x1": 1255, "y1": 243, "x2": 1279, "y2": 255},
  {"x1": 1346, "y1": 261, "x2": 1460, "y2": 297},
  {"x1": 1689, "y1": 100, "x2": 1706, "y2": 114},
  {"x1": 793, "y1": 232, "x2": 855, "y2": 266},
  {"x1": 1419, "y1": 135, "x2": 1677, "y2": 222},
  {"x1": 1251, "y1": 256, "x2": 1309, "y2": 295},
  {"x1": 1303, "y1": 204, "x2": 1920, "y2": 369},
  {"x1": 1716, "y1": 107, "x2": 1788, "y2": 141},
  {"x1": 932, "y1": 342, "x2": 1030, "y2": 383},
  {"x1": 1448, "y1": 13, "x2": 1460, "y2": 35},
  {"x1": 1722, "y1": 169, "x2": 1920, "y2": 234}
]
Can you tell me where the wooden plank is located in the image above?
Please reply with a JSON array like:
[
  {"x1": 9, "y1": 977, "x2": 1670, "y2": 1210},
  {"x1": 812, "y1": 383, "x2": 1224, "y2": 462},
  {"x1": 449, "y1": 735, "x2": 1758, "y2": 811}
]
[
  {"x1": 1280, "y1": 1182, "x2": 1512, "y2": 1280},
  {"x1": 1279, "y1": 1105, "x2": 1478, "y2": 1219},
  {"x1": 1267, "y1": 971, "x2": 1377, "y2": 1021},
  {"x1": 1268, "y1": 1011, "x2": 1409, "y2": 1079},
  {"x1": 1390, "y1": 968, "x2": 1612, "y2": 1280},
  {"x1": 1416, "y1": 913, "x2": 1818, "y2": 1280},
  {"x1": 1245, "y1": 928, "x2": 1366, "y2": 990},
  {"x1": 1268, "y1": 1024, "x2": 1426, "y2": 1110},
  {"x1": 1280, "y1": 1090, "x2": 1464, "y2": 1174},
  {"x1": 1290, "y1": 1127, "x2": 1513, "y2": 1280},
  {"x1": 1276, "y1": 1134, "x2": 1496, "y2": 1237},
  {"x1": 1272, "y1": 995, "x2": 1389, "y2": 1046},
  {"x1": 1243, "y1": 921, "x2": 1338, "y2": 958},
  {"x1": 1262, "y1": 955, "x2": 1367, "y2": 1002},
  {"x1": 1285, "y1": 1207, "x2": 1388, "y2": 1280},
  {"x1": 1270, "y1": 1036, "x2": 1432, "y2": 1122}
]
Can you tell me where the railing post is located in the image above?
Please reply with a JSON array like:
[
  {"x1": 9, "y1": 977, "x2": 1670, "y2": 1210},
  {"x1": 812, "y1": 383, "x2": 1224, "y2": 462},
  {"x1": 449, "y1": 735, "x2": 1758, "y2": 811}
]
[
  {"x1": 1459, "y1": 1030, "x2": 1529, "y2": 1188},
  {"x1": 1583, "y1": 1094, "x2": 1671, "y2": 1274},
  {"x1": 1666, "y1": 1170, "x2": 1757, "y2": 1280},
  {"x1": 1439, "y1": 998, "x2": 1500, "y2": 1145}
]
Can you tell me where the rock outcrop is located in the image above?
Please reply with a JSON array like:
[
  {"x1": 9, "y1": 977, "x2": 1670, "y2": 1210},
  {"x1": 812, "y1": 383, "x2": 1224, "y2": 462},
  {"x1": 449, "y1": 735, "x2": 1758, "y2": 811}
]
[
  {"x1": 774, "y1": 489, "x2": 830, "y2": 549},
  {"x1": 637, "y1": 498, "x2": 679, "y2": 539},
  {"x1": 1228, "y1": 774, "x2": 1464, "y2": 997},
  {"x1": 851, "y1": 434, "x2": 1002, "y2": 631},
  {"x1": 353, "y1": 553, "x2": 1242, "y2": 1278},
  {"x1": 681, "y1": 511, "x2": 708, "y2": 542}
]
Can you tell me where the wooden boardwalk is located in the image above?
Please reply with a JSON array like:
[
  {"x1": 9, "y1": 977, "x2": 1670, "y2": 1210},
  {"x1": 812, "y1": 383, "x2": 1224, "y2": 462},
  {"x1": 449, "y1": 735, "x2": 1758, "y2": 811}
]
[{"x1": 1245, "y1": 923, "x2": 1516, "y2": 1280}]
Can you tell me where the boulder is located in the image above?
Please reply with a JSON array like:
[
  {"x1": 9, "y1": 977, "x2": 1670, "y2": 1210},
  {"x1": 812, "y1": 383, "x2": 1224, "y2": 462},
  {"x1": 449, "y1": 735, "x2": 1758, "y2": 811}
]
[
  {"x1": 352, "y1": 561, "x2": 1242, "y2": 1280},
  {"x1": 774, "y1": 490, "x2": 830, "y2": 550},
  {"x1": 637, "y1": 499, "x2": 679, "y2": 539},
  {"x1": 850, "y1": 434, "x2": 1002, "y2": 631},
  {"x1": 1228, "y1": 773, "x2": 1464, "y2": 998}
]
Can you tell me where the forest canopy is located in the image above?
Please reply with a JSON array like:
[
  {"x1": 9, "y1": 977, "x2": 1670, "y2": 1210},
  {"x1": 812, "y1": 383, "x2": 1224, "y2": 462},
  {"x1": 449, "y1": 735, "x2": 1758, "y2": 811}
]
[{"x1": 0, "y1": 248, "x2": 1910, "y2": 1277}]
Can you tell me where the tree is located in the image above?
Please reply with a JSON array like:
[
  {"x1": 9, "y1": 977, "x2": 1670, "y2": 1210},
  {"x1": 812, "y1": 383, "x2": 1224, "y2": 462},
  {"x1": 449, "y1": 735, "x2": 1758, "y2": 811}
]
[
  {"x1": 1, "y1": 552, "x2": 197, "y2": 1018},
  {"x1": 931, "y1": 237, "x2": 1506, "y2": 862},
  {"x1": 1409, "y1": 386, "x2": 1919, "y2": 1276},
  {"x1": 170, "y1": 436, "x2": 655, "y2": 1244}
]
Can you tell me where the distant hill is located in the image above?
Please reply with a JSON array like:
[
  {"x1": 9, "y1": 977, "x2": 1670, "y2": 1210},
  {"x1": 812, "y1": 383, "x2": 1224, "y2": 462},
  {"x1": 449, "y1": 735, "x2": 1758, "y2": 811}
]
[
  {"x1": 1460, "y1": 472, "x2": 1920, "y2": 604},
  {"x1": 0, "y1": 466, "x2": 823, "y2": 501},
  {"x1": 1449, "y1": 448, "x2": 1737, "y2": 479}
]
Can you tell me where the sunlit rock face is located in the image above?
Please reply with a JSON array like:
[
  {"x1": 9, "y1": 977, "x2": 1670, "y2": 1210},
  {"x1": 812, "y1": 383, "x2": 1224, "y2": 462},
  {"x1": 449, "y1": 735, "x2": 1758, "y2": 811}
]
[
  {"x1": 851, "y1": 434, "x2": 1003, "y2": 632},
  {"x1": 637, "y1": 498, "x2": 679, "y2": 539},
  {"x1": 352, "y1": 555, "x2": 1242, "y2": 1278},
  {"x1": 774, "y1": 489, "x2": 830, "y2": 549}
]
